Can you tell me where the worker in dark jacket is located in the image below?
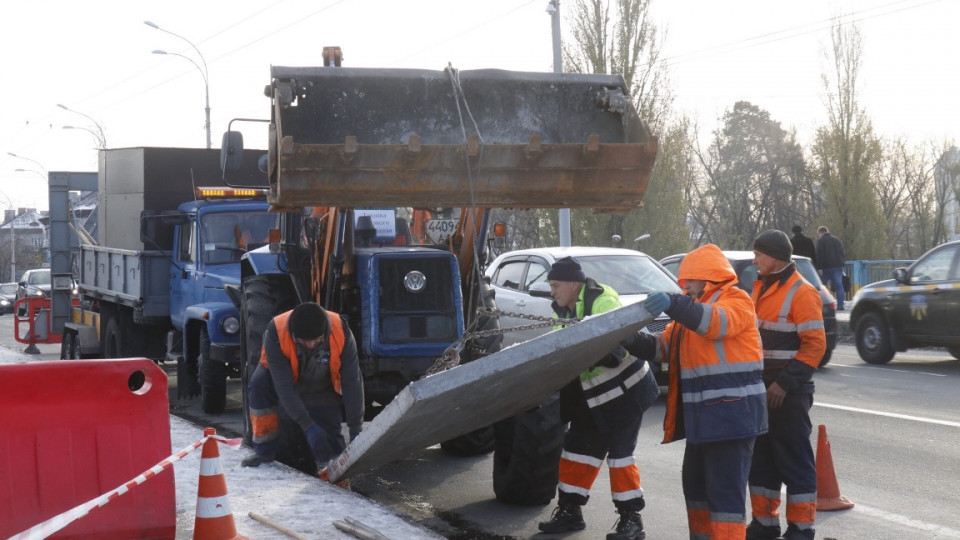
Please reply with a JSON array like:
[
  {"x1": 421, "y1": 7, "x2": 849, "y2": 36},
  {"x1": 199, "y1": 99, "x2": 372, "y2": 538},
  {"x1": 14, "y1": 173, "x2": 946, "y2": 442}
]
[
  {"x1": 815, "y1": 226, "x2": 847, "y2": 310},
  {"x1": 624, "y1": 244, "x2": 767, "y2": 539},
  {"x1": 790, "y1": 225, "x2": 816, "y2": 263},
  {"x1": 538, "y1": 256, "x2": 660, "y2": 540},
  {"x1": 243, "y1": 302, "x2": 364, "y2": 476},
  {"x1": 748, "y1": 230, "x2": 826, "y2": 540}
]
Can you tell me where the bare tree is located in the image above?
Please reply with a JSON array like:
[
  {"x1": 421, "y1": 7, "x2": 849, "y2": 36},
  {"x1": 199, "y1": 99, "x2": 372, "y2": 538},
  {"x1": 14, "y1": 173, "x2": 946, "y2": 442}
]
[{"x1": 811, "y1": 16, "x2": 885, "y2": 259}]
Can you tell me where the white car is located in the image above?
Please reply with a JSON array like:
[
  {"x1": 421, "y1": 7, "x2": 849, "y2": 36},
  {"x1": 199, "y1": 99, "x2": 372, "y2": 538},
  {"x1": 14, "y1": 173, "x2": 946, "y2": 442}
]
[{"x1": 484, "y1": 246, "x2": 681, "y2": 381}]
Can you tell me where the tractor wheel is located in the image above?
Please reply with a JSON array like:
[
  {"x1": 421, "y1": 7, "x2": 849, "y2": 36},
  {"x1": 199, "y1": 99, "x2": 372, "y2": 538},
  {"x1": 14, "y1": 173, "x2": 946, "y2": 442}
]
[
  {"x1": 240, "y1": 275, "x2": 298, "y2": 442},
  {"x1": 492, "y1": 393, "x2": 566, "y2": 506}
]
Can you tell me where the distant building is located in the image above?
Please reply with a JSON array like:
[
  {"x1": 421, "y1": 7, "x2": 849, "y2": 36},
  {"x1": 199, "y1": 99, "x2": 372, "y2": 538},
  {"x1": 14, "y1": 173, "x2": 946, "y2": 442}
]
[
  {"x1": 1, "y1": 208, "x2": 47, "y2": 282},
  {"x1": 936, "y1": 146, "x2": 960, "y2": 242}
]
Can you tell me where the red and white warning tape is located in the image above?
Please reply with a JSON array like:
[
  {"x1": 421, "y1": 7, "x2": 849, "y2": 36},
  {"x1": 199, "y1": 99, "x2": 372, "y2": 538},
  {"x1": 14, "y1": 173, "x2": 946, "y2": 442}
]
[{"x1": 8, "y1": 432, "x2": 241, "y2": 540}]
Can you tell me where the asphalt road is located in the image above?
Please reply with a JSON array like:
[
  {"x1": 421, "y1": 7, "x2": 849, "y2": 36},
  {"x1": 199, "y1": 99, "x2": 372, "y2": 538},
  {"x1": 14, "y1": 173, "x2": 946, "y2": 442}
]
[{"x1": 5, "y1": 314, "x2": 960, "y2": 539}]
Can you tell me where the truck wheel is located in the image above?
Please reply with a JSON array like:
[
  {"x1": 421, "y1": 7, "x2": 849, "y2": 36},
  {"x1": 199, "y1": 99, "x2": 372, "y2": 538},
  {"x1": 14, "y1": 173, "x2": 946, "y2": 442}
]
[
  {"x1": 60, "y1": 330, "x2": 79, "y2": 360},
  {"x1": 198, "y1": 327, "x2": 227, "y2": 414},
  {"x1": 492, "y1": 393, "x2": 566, "y2": 506},
  {"x1": 855, "y1": 312, "x2": 894, "y2": 364},
  {"x1": 104, "y1": 318, "x2": 123, "y2": 358},
  {"x1": 240, "y1": 275, "x2": 297, "y2": 442}
]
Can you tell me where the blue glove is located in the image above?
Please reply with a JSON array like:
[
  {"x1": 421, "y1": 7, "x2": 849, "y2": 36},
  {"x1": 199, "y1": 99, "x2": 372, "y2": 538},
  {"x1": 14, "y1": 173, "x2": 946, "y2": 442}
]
[
  {"x1": 644, "y1": 292, "x2": 671, "y2": 318},
  {"x1": 305, "y1": 424, "x2": 333, "y2": 461}
]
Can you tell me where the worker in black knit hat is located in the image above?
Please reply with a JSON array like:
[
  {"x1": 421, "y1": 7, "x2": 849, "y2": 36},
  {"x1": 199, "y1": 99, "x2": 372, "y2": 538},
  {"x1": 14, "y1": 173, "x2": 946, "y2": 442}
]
[
  {"x1": 538, "y1": 256, "x2": 660, "y2": 540},
  {"x1": 243, "y1": 301, "x2": 365, "y2": 478},
  {"x1": 747, "y1": 231, "x2": 826, "y2": 540}
]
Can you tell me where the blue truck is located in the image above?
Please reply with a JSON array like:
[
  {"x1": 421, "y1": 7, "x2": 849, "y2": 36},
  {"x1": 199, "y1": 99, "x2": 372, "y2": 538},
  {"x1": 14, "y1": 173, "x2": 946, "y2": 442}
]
[
  {"x1": 221, "y1": 49, "x2": 658, "y2": 502},
  {"x1": 61, "y1": 147, "x2": 275, "y2": 414}
]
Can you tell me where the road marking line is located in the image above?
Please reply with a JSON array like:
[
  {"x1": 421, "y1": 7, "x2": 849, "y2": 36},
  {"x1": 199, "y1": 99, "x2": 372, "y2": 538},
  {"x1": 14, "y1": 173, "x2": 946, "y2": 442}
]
[
  {"x1": 853, "y1": 503, "x2": 960, "y2": 538},
  {"x1": 816, "y1": 402, "x2": 960, "y2": 428},
  {"x1": 828, "y1": 363, "x2": 947, "y2": 377}
]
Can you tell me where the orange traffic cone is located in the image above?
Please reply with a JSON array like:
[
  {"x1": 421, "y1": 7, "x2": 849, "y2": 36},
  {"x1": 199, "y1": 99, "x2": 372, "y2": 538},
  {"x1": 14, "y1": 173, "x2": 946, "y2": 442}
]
[
  {"x1": 815, "y1": 424, "x2": 854, "y2": 511},
  {"x1": 193, "y1": 428, "x2": 248, "y2": 540}
]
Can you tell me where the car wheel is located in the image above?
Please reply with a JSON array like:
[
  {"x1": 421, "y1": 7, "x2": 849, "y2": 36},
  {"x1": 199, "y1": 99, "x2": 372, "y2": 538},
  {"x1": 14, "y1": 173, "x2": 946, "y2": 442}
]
[
  {"x1": 819, "y1": 348, "x2": 832, "y2": 368},
  {"x1": 855, "y1": 312, "x2": 894, "y2": 364}
]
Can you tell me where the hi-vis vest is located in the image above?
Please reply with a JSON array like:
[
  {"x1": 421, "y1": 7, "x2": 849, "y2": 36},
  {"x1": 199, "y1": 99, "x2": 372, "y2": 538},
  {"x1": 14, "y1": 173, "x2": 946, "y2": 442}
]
[{"x1": 259, "y1": 308, "x2": 347, "y2": 394}]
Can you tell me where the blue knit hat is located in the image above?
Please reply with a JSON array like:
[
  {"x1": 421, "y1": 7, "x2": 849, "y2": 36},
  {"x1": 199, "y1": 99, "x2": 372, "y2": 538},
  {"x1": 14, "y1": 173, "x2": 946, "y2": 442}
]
[{"x1": 547, "y1": 256, "x2": 586, "y2": 282}]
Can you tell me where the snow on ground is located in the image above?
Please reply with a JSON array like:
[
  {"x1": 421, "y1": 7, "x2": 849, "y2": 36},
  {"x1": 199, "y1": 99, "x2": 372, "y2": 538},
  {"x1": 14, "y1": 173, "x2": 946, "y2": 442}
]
[{"x1": 170, "y1": 416, "x2": 443, "y2": 539}]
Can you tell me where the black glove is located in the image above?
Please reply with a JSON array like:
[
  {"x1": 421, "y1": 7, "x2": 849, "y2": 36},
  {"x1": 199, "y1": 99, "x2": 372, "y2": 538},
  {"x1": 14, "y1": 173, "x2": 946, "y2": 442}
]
[{"x1": 305, "y1": 424, "x2": 333, "y2": 461}]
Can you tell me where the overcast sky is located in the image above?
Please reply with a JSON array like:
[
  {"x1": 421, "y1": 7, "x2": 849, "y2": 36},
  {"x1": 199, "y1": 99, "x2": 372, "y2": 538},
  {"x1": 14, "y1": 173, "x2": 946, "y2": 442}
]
[{"x1": 1, "y1": 0, "x2": 955, "y2": 211}]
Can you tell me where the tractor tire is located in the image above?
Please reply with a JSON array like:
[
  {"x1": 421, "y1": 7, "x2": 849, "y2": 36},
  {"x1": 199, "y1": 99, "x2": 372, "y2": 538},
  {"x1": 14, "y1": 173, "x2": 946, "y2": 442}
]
[
  {"x1": 492, "y1": 393, "x2": 566, "y2": 506},
  {"x1": 439, "y1": 427, "x2": 496, "y2": 456},
  {"x1": 198, "y1": 326, "x2": 227, "y2": 414},
  {"x1": 240, "y1": 275, "x2": 298, "y2": 442}
]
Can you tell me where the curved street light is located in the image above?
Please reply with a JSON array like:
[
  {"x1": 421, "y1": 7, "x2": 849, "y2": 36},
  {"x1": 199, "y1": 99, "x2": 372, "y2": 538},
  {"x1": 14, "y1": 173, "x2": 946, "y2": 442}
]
[
  {"x1": 56, "y1": 104, "x2": 106, "y2": 149},
  {"x1": 145, "y1": 20, "x2": 211, "y2": 149},
  {"x1": 62, "y1": 125, "x2": 105, "y2": 150}
]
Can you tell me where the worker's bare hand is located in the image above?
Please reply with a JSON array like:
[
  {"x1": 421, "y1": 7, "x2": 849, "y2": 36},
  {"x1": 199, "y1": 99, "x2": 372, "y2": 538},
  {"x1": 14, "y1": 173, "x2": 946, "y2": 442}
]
[{"x1": 767, "y1": 381, "x2": 786, "y2": 410}]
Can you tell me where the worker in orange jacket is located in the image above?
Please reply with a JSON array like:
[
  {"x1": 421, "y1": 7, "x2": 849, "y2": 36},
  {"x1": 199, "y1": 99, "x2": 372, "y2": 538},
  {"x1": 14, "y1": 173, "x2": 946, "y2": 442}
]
[
  {"x1": 242, "y1": 302, "x2": 364, "y2": 475},
  {"x1": 624, "y1": 244, "x2": 767, "y2": 539},
  {"x1": 747, "y1": 230, "x2": 826, "y2": 540}
]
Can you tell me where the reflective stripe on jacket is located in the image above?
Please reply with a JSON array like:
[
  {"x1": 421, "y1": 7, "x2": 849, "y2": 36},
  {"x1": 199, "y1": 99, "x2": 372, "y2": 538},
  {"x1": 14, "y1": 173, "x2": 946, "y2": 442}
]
[
  {"x1": 554, "y1": 279, "x2": 659, "y2": 431},
  {"x1": 653, "y1": 246, "x2": 767, "y2": 444},
  {"x1": 752, "y1": 267, "x2": 825, "y2": 392},
  {"x1": 259, "y1": 308, "x2": 346, "y2": 394}
]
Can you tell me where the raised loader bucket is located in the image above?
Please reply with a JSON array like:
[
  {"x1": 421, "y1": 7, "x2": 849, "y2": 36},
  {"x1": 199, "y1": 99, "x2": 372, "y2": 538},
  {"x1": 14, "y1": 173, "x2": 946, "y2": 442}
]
[{"x1": 266, "y1": 67, "x2": 658, "y2": 211}]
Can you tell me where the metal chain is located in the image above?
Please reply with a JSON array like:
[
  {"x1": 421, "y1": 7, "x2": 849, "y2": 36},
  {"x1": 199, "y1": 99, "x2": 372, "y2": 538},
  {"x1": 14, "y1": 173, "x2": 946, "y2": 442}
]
[{"x1": 425, "y1": 308, "x2": 584, "y2": 375}]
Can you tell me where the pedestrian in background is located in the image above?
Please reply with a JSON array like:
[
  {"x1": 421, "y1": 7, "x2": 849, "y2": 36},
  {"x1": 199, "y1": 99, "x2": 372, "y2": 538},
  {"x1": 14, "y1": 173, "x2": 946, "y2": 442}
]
[
  {"x1": 623, "y1": 244, "x2": 767, "y2": 539},
  {"x1": 790, "y1": 225, "x2": 816, "y2": 264},
  {"x1": 748, "y1": 230, "x2": 826, "y2": 540},
  {"x1": 243, "y1": 302, "x2": 364, "y2": 475},
  {"x1": 537, "y1": 256, "x2": 660, "y2": 540},
  {"x1": 815, "y1": 226, "x2": 847, "y2": 310}
]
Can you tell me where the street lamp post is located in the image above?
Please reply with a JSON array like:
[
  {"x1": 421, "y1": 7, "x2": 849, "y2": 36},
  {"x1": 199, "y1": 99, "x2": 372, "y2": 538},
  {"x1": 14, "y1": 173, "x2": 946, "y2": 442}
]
[
  {"x1": 56, "y1": 104, "x2": 106, "y2": 148},
  {"x1": 62, "y1": 125, "x2": 105, "y2": 150},
  {"x1": 145, "y1": 20, "x2": 211, "y2": 149},
  {"x1": 546, "y1": 0, "x2": 571, "y2": 247}
]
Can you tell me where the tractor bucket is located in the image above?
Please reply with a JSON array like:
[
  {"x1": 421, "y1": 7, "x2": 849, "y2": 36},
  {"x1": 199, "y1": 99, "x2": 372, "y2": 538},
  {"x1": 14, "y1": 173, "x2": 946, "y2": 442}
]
[{"x1": 265, "y1": 67, "x2": 658, "y2": 211}]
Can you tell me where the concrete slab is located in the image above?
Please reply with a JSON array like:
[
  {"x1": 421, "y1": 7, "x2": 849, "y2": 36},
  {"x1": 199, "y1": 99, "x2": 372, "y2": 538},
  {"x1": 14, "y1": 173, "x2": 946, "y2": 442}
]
[{"x1": 328, "y1": 302, "x2": 657, "y2": 481}]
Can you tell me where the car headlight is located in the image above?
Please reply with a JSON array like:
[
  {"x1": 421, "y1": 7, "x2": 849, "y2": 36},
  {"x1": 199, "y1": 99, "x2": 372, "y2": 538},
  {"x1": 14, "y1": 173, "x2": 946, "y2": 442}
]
[
  {"x1": 221, "y1": 316, "x2": 241, "y2": 336},
  {"x1": 31, "y1": 289, "x2": 44, "y2": 297},
  {"x1": 0, "y1": 299, "x2": 9, "y2": 306}
]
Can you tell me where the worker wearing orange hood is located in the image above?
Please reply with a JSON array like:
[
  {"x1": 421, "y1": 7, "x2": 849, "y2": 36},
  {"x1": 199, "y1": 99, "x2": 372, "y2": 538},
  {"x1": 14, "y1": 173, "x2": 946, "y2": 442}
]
[{"x1": 623, "y1": 243, "x2": 767, "y2": 539}]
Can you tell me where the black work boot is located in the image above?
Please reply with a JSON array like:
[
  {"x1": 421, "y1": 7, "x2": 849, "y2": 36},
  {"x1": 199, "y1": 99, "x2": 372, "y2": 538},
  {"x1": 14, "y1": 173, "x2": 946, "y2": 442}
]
[
  {"x1": 606, "y1": 510, "x2": 645, "y2": 540},
  {"x1": 241, "y1": 452, "x2": 275, "y2": 468},
  {"x1": 746, "y1": 519, "x2": 781, "y2": 540},
  {"x1": 538, "y1": 502, "x2": 586, "y2": 533},
  {"x1": 782, "y1": 523, "x2": 815, "y2": 540}
]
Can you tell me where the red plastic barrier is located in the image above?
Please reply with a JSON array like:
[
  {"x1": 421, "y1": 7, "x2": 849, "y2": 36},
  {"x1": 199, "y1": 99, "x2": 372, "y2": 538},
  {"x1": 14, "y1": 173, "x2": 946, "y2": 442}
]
[
  {"x1": 13, "y1": 296, "x2": 62, "y2": 345},
  {"x1": 0, "y1": 358, "x2": 175, "y2": 539}
]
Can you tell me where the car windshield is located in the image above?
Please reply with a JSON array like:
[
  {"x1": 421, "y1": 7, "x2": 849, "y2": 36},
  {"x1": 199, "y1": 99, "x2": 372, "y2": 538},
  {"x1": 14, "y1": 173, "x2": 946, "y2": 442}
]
[
  {"x1": 0, "y1": 283, "x2": 17, "y2": 294},
  {"x1": 573, "y1": 255, "x2": 681, "y2": 295},
  {"x1": 27, "y1": 271, "x2": 50, "y2": 286}
]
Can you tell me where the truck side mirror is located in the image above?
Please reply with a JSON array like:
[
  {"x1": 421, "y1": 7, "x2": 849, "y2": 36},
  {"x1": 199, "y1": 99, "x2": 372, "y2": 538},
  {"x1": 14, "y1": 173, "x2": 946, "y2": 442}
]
[{"x1": 221, "y1": 131, "x2": 245, "y2": 173}]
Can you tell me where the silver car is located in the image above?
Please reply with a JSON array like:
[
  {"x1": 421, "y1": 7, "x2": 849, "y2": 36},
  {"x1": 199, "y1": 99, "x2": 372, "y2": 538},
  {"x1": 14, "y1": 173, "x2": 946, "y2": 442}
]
[{"x1": 484, "y1": 246, "x2": 681, "y2": 381}]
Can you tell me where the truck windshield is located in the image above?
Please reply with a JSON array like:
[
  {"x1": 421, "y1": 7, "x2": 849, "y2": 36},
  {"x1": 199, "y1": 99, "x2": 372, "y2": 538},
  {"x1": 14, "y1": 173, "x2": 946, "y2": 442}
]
[{"x1": 201, "y1": 211, "x2": 277, "y2": 264}]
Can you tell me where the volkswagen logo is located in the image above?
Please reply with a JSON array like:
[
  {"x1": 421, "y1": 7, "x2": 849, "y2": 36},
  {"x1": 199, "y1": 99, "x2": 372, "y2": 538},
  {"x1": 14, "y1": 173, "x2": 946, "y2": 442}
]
[{"x1": 403, "y1": 270, "x2": 427, "y2": 293}]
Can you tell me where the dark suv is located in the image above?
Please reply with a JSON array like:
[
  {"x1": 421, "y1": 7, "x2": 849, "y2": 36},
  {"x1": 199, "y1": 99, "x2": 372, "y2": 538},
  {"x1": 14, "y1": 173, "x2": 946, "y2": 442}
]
[
  {"x1": 850, "y1": 240, "x2": 960, "y2": 364},
  {"x1": 659, "y1": 251, "x2": 838, "y2": 366}
]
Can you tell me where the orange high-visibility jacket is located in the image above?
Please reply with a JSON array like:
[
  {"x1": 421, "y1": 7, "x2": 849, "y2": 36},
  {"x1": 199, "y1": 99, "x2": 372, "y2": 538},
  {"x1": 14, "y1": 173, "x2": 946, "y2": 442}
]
[
  {"x1": 653, "y1": 244, "x2": 767, "y2": 444},
  {"x1": 259, "y1": 308, "x2": 347, "y2": 394},
  {"x1": 752, "y1": 267, "x2": 825, "y2": 392}
]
